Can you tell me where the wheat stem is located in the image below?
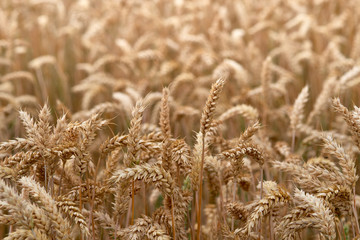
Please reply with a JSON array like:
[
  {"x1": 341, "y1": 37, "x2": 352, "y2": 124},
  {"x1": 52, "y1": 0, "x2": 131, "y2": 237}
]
[
  {"x1": 171, "y1": 195, "x2": 176, "y2": 240},
  {"x1": 353, "y1": 187, "x2": 360, "y2": 235},
  {"x1": 131, "y1": 181, "x2": 135, "y2": 225},
  {"x1": 197, "y1": 133, "x2": 206, "y2": 240}
]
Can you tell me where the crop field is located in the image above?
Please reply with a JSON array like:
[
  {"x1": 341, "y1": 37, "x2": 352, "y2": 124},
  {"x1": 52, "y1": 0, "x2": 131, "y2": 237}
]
[{"x1": 1, "y1": 0, "x2": 360, "y2": 239}]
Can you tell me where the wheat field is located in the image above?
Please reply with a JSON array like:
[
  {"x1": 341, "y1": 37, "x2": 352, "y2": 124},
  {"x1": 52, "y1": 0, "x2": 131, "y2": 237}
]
[{"x1": 1, "y1": 0, "x2": 360, "y2": 239}]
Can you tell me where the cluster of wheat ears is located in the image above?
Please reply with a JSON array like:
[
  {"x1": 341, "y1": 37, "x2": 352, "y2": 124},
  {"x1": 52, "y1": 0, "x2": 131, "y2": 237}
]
[{"x1": 1, "y1": 0, "x2": 360, "y2": 239}]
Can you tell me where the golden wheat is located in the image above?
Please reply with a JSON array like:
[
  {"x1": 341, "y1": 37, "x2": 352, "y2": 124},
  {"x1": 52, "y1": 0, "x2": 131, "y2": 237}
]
[{"x1": 1, "y1": 0, "x2": 360, "y2": 239}]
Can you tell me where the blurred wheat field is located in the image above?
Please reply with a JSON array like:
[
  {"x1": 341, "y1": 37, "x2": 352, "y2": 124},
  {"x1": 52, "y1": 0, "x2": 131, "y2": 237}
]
[{"x1": 1, "y1": 0, "x2": 360, "y2": 239}]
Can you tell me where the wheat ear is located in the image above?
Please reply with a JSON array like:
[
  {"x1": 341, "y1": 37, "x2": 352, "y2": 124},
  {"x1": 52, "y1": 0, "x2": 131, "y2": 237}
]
[{"x1": 197, "y1": 77, "x2": 226, "y2": 240}]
